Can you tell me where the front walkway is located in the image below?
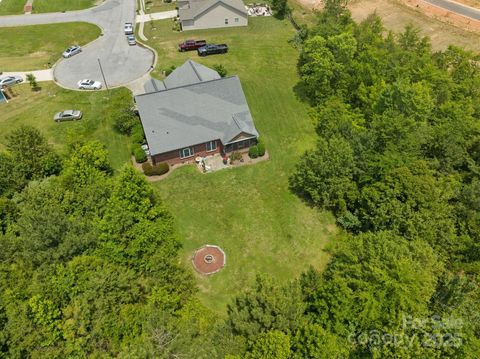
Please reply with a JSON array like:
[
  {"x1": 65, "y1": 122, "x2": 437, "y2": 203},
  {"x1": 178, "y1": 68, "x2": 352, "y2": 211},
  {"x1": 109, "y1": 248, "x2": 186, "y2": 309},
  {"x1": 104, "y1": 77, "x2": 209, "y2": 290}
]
[
  {"x1": 136, "y1": 10, "x2": 178, "y2": 23},
  {"x1": 1, "y1": 69, "x2": 53, "y2": 82}
]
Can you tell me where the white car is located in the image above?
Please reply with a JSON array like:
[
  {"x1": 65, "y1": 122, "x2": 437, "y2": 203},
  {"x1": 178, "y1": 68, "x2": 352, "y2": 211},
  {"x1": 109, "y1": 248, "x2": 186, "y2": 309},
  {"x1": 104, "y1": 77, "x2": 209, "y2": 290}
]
[
  {"x1": 77, "y1": 79, "x2": 102, "y2": 90},
  {"x1": 0, "y1": 75, "x2": 23, "y2": 87},
  {"x1": 63, "y1": 45, "x2": 82, "y2": 58},
  {"x1": 124, "y1": 22, "x2": 134, "y2": 35}
]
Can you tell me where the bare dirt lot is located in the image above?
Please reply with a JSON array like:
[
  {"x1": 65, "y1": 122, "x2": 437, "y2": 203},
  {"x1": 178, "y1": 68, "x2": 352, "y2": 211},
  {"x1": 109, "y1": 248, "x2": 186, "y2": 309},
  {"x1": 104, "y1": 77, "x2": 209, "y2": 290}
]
[{"x1": 294, "y1": 0, "x2": 480, "y2": 52}]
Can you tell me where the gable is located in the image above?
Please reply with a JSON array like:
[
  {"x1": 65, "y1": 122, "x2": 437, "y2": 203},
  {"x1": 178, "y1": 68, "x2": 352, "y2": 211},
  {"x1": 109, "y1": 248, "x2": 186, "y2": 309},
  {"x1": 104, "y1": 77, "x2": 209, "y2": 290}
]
[
  {"x1": 195, "y1": 1, "x2": 247, "y2": 20},
  {"x1": 227, "y1": 131, "x2": 257, "y2": 143}
]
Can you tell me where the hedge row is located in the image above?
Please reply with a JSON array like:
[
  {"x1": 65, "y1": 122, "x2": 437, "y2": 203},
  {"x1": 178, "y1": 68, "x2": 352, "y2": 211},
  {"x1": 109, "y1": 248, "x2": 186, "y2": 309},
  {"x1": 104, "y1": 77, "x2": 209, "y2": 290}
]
[{"x1": 142, "y1": 162, "x2": 169, "y2": 176}]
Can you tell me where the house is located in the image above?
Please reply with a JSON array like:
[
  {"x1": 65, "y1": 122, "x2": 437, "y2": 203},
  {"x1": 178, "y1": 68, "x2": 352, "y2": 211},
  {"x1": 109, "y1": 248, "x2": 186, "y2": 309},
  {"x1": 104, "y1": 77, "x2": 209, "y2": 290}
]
[
  {"x1": 135, "y1": 60, "x2": 259, "y2": 166},
  {"x1": 178, "y1": 0, "x2": 248, "y2": 31}
]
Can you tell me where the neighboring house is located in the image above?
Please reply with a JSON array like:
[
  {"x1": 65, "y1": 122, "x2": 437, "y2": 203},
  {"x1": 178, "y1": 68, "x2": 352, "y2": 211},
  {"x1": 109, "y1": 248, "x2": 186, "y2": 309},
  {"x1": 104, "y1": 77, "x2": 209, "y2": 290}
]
[
  {"x1": 178, "y1": 0, "x2": 248, "y2": 31},
  {"x1": 135, "y1": 60, "x2": 259, "y2": 166}
]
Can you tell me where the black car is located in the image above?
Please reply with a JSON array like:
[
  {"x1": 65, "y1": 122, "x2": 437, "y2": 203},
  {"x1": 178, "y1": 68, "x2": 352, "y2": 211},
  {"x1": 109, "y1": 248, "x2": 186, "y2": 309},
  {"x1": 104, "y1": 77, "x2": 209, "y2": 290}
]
[{"x1": 197, "y1": 44, "x2": 228, "y2": 57}]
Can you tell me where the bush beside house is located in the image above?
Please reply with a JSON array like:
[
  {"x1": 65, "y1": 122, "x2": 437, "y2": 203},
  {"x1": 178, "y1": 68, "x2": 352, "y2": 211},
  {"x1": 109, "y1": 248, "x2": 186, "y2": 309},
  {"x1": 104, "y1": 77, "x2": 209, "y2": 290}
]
[{"x1": 142, "y1": 162, "x2": 169, "y2": 176}]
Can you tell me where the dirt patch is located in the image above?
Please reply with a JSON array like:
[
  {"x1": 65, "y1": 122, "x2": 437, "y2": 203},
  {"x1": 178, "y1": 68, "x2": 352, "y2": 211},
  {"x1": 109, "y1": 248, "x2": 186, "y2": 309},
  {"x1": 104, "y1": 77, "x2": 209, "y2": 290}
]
[{"x1": 294, "y1": 0, "x2": 480, "y2": 51}]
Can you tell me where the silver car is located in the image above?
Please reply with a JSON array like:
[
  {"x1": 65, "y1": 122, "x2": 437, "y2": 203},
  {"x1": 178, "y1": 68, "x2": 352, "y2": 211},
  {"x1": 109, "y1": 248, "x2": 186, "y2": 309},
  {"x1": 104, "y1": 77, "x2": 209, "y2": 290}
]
[
  {"x1": 0, "y1": 75, "x2": 23, "y2": 87},
  {"x1": 54, "y1": 110, "x2": 83, "y2": 122},
  {"x1": 77, "y1": 79, "x2": 102, "y2": 90},
  {"x1": 127, "y1": 35, "x2": 136, "y2": 46},
  {"x1": 63, "y1": 45, "x2": 82, "y2": 58}
]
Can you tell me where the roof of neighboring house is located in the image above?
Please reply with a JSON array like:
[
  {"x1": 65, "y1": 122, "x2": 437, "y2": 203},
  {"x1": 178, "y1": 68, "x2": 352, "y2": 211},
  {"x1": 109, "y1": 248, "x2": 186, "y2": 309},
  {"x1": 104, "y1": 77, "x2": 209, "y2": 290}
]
[
  {"x1": 135, "y1": 74, "x2": 259, "y2": 156},
  {"x1": 179, "y1": 0, "x2": 247, "y2": 21},
  {"x1": 163, "y1": 60, "x2": 221, "y2": 89},
  {"x1": 144, "y1": 78, "x2": 166, "y2": 93}
]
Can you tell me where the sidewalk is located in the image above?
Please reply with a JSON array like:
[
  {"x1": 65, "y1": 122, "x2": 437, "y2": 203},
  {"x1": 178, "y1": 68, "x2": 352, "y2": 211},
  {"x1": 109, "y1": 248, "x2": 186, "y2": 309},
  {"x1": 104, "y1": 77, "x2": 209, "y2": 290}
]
[
  {"x1": 2, "y1": 69, "x2": 53, "y2": 82},
  {"x1": 136, "y1": 10, "x2": 178, "y2": 23}
]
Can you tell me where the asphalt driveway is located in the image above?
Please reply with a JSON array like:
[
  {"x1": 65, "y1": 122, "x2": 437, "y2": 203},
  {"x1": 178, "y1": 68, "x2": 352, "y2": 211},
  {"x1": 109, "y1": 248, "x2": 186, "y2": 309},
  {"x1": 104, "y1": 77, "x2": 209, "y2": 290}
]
[{"x1": 0, "y1": 0, "x2": 154, "y2": 89}]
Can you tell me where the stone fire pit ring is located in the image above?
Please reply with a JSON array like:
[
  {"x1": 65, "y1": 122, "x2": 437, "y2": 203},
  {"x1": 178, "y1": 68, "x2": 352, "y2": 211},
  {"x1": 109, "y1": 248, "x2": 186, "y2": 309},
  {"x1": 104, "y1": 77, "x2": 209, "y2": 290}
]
[{"x1": 192, "y1": 245, "x2": 226, "y2": 275}]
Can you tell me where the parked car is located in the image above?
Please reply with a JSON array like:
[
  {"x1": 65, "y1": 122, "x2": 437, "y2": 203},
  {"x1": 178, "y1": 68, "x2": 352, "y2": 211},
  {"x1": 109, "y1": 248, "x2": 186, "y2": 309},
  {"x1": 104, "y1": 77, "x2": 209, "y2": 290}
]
[
  {"x1": 77, "y1": 79, "x2": 102, "y2": 90},
  {"x1": 63, "y1": 45, "x2": 82, "y2": 58},
  {"x1": 54, "y1": 110, "x2": 83, "y2": 122},
  {"x1": 124, "y1": 22, "x2": 134, "y2": 35},
  {"x1": 0, "y1": 75, "x2": 23, "y2": 87},
  {"x1": 127, "y1": 35, "x2": 136, "y2": 46},
  {"x1": 197, "y1": 44, "x2": 228, "y2": 57},
  {"x1": 178, "y1": 39, "x2": 207, "y2": 52}
]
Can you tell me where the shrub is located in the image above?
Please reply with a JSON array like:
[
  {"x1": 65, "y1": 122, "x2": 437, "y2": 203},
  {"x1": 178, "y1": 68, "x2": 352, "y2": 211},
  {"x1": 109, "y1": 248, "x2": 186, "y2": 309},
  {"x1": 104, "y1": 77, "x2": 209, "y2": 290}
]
[
  {"x1": 132, "y1": 145, "x2": 147, "y2": 163},
  {"x1": 257, "y1": 141, "x2": 266, "y2": 157},
  {"x1": 230, "y1": 151, "x2": 242, "y2": 163},
  {"x1": 213, "y1": 64, "x2": 227, "y2": 77},
  {"x1": 142, "y1": 162, "x2": 169, "y2": 176},
  {"x1": 249, "y1": 145, "x2": 259, "y2": 159},
  {"x1": 131, "y1": 124, "x2": 145, "y2": 144},
  {"x1": 165, "y1": 65, "x2": 176, "y2": 76},
  {"x1": 26, "y1": 73, "x2": 40, "y2": 91},
  {"x1": 114, "y1": 108, "x2": 138, "y2": 135}
]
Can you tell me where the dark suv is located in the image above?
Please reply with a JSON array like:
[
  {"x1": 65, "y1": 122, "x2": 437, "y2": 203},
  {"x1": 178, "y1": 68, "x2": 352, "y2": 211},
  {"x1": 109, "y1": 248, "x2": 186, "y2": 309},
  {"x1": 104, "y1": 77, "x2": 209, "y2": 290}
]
[{"x1": 197, "y1": 44, "x2": 228, "y2": 57}]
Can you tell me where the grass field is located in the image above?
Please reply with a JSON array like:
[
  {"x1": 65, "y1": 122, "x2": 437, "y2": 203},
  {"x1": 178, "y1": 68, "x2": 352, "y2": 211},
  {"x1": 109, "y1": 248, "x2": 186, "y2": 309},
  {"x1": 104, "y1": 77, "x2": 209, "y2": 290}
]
[
  {"x1": 0, "y1": 83, "x2": 131, "y2": 169},
  {"x1": 144, "y1": 17, "x2": 339, "y2": 312},
  {"x1": 144, "y1": 0, "x2": 177, "y2": 13},
  {"x1": 0, "y1": 0, "x2": 25, "y2": 15},
  {"x1": 0, "y1": 22, "x2": 100, "y2": 71},
  {"x1": 33, "y1": 0, "x2": 98, "y2": 13}
]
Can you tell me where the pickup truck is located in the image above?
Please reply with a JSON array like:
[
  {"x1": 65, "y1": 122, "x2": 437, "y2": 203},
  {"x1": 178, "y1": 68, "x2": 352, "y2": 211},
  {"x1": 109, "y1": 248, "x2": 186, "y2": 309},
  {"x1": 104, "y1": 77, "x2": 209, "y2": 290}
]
[
  {"x1": 197, "y1": 44, "x2": 228, "y2": 57},
  {"x1": 178, "y1": 39, "x2": 207, "y2": 52}
]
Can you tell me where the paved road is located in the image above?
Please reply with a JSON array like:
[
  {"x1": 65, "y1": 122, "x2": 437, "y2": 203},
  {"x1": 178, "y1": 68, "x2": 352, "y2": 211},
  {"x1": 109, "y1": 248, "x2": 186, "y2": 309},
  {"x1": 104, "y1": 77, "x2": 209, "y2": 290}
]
[
  {"x1": 424, "y1": 0, "x2": 480, "y2": 20},
  {"x1": 0, "y1": 0, "x2": 154, "y2": 89}
]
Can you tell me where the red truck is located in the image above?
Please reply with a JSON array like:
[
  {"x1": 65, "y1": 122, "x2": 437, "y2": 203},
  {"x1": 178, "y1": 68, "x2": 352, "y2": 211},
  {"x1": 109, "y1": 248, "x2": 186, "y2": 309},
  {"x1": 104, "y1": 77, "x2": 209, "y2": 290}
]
[{"x1": 178, "y1": 39, "x2": 207, "y2": 52}]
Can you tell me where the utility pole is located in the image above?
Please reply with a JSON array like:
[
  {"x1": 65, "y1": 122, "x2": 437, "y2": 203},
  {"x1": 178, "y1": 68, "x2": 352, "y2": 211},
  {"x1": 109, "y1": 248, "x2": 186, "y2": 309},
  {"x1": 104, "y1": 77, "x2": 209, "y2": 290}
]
[{"x1": 97, "y1": 58, "x2": 109, "y2": 90}]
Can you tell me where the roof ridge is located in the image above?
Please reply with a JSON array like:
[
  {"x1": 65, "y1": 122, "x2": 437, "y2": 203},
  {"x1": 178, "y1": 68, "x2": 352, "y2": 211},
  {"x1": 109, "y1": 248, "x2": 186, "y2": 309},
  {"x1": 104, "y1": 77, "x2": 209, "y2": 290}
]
[
  {"x1": 136, "y1": 75, "x2": 239, "y2": 98},
  {"x1": 188, "y1": 60, "x2": 203, "y2": 82}
]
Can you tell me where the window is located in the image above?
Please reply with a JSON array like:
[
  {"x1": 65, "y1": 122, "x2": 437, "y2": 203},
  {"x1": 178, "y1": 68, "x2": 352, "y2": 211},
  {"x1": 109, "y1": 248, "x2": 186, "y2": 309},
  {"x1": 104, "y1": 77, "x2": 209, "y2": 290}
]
[
  {"x1": 206, "y1": 141, "x2": 217, "y2": 152},
  {"x1": 225, "y1": 18, "x2": 229, "y2": 24},
  {"x1": 235, "y1": 18, "x2": 239, "y2": 23},
  {"x1": 180, "y1": 147, "x2": 194, "y2": 158}
]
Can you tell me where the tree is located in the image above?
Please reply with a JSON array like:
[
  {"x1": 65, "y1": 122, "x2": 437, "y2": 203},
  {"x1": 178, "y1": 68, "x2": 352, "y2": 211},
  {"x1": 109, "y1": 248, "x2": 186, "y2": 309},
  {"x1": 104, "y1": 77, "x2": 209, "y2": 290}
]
[
  {"x1": 26, "y1": 73, "x2": 39, "y2": 91},
  {"x1": 5, "y1": 126, "x2": 61, "y2": 181},
  {"x1": 245, "y1": 330, "x2": 291, "y2": 359},
  {"x1": 227, "y1": 275, "x2": 305, "y2": 342},
  {"x1": 271, "y1": 0, "x2": 289, "y2": 19}
]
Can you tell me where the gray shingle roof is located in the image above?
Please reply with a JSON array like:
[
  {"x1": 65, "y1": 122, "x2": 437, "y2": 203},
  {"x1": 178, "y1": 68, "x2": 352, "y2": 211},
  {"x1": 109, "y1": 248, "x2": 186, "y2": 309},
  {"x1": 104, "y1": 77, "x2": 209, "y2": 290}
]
[
  {"x1": 179, "y1": 0, "x2": 247, "y2": 21},
  {"x1": 135, "y1": 74, "x2": 259, "y2": 156},
  {"x1": 144, "y1": 78, "x2": 166, "y2": 93},
  {"x1": 164, "y1": 60, "x2": 220, "y2": 89}
]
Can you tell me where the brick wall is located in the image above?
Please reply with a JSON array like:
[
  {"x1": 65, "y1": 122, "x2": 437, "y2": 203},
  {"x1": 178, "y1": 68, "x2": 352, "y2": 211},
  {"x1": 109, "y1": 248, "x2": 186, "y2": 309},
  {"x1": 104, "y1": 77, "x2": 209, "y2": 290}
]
[{"x1": 151, "y1": 140, "x2": 223, "y2": 166}]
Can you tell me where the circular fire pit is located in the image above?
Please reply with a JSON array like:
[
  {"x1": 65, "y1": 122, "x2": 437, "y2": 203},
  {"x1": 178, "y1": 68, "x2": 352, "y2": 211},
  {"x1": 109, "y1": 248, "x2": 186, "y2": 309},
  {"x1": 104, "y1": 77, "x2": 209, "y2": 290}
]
[{"x1": 192, "y1": 245, "x2": 226, "y2": 275}]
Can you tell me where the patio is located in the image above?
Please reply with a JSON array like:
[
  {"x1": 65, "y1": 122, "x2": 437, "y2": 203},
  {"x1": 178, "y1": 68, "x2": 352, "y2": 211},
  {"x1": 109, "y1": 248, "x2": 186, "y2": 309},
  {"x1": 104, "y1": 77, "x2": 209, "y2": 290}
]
[{"x1": 196, "y1": 150, "x2": 269, "y2": 173}]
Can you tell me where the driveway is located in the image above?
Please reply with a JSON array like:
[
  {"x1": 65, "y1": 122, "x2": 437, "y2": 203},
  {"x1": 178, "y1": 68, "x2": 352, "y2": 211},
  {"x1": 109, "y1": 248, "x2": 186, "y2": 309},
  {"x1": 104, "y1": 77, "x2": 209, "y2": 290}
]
[
  {"x1": 424, "y1": 0, "x2": 480, "y2": 20},
  {"x1": 0, "y1": 0, "x2": 154, "y2": 89}
]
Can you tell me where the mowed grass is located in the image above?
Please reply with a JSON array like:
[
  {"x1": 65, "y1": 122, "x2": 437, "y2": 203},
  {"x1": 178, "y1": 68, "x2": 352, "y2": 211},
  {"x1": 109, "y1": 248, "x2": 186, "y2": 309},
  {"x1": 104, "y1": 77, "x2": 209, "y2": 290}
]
[
  {"x1": 0, "y1": 83, "x2": 131, "y2": 169},
  {"x1": 145, "y1": 0, "x2": 177, "y2": 13},
  {"x1": 33, "y1": 0, "x2": 97, "y2": 13},
  {"x1": 144, "y1": 18, "x2": 340, "y2": 312},
  {"x1": 0, "y1": 0, "x2": 25, "y2": 15},
  {"x1": 0, "y1": 22, "x2": 100, "y2": 71}
]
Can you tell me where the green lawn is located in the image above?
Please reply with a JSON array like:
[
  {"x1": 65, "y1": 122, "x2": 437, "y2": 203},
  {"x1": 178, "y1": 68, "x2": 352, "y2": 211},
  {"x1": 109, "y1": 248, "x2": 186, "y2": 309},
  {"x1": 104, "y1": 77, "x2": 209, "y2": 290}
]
[
  {"x1": 33, "y1": 0, "x2": 98, "y2": 13},
  {"x1": 0, "y1": 22, "x2": 100, "y2": 71},
  {"x1": 144, "y1": 0, "x2": 177, "y2": 13},
  {"x1": 145, "y1": 17, "x2": 341, "y2": 312},
  {"x1": 0, "y1": 83, "x2": 131, "y2": 169},
  {"x1": 0, "y1": 0, "x2": 25, "y2": 15}
]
